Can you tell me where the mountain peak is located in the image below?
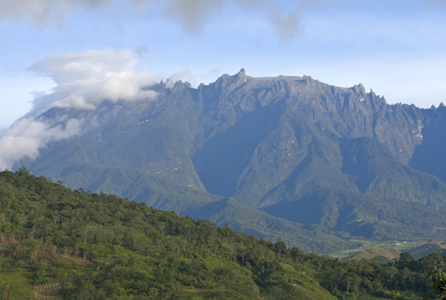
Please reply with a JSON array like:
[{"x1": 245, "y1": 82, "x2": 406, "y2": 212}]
[
  {"x1": 235, "y1": 68, "x2": 246, "y2": 78},
  {"x1": 352, "y1": 83, "x2": 365, "y2": 94}
]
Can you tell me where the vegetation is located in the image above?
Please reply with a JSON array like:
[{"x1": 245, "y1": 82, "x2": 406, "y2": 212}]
[
  {"x1": 0, "y1": 169, "x2": 334, "y2": 299},
  {"x1": 1, "y1": 170, "x2": 446, "y2": 299},
  {"x1": 184, "y1": 197, "x2": 362, "y2": 254}
]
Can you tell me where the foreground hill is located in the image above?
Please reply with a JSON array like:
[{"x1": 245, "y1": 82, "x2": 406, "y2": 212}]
[
  {"x1": 15, "y1": 69, "x2": 446, "y2": 251},
  {"x1": 2, "y1": 170, "x2": 446, "y2": 300},
  {"x1": 0, "y1": 170, "x2": 333, "y2": 299}
]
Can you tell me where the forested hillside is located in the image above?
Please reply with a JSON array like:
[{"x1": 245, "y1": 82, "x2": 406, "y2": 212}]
[{"x1": 1, "y1": 170, "x2": 446, "y2": 299}]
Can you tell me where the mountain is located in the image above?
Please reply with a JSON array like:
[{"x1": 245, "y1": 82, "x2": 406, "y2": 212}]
[
  {"x1": 15, "y1": 69, "x2": 446, "y2": 253},
  {"x1": 184, "y1": 197, "x2": 361, "y2": 253},
  {"x1": 261, "y1": 187, "x2": 446, "y2": 240}
]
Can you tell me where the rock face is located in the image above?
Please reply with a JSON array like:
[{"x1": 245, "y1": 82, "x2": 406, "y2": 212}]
[{"x1": 19, "y1": 69, "x2": 446, "y2": 252}]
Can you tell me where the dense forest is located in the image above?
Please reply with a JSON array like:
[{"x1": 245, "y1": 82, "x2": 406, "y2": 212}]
[{"x1": 1, "y1": 169, "x2": 446, "y2": 299}]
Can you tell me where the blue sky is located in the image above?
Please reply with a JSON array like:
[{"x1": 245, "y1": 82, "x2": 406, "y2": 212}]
[{"x1": 0, "y1": 0, "x2": 445, "y2": 128}]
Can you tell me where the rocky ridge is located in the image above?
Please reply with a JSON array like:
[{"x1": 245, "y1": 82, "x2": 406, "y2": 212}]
[{"x1": 18, "y1": 69, "x2": 446, "y2": 252}]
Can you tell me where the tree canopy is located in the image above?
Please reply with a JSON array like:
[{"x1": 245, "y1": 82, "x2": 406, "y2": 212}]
[{"x1": 1, "y1": 170, "x2": 446, "y2": 299}]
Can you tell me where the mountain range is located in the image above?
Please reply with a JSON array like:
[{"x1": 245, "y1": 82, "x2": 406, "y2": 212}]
[{"x1": 16, "y1": 69, "x2": 446, "y2": 253}]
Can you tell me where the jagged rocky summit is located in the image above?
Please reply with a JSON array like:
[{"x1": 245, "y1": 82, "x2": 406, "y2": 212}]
[{"x1": 18, "y1": 69, "x2": 446, "y2": 253}]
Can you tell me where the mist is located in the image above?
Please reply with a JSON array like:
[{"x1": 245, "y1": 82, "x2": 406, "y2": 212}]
[
  {"x1": 0, "y1": 49, "x2": 159, "y2": 171},
  {"x1": 0, "y1": 117, "x2": 83, "y2": 170},
  {"x1": 27, "y1": 50, "x2": 159, "y2": 117}
]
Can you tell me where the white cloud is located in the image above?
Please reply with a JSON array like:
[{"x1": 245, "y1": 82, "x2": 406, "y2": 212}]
[
  {"x1": 0, "y1": 117, "x2": 83, "y2": 170},
  {"x1": 28, "y1": 49, "x2": 158, "y2": 116},
  {"x1": 29, "y1": 49, "x2": 139, "y2": 84},
  {"x1": 0, "y1": 49, "x2": 159, "y2": 170}
]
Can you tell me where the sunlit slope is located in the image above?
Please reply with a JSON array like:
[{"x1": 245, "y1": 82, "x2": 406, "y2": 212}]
[{"x1": 0, "y1": 170, "x2": 337, "y2": 300}]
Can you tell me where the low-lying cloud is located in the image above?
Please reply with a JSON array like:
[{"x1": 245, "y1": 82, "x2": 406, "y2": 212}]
[
  {"x1": 0, "y1": 49, "x2": 158, "y2": 170},
  {"x1": 28, "y1": 49, "x2": 158, "y2": 117},
  {"x1": 0, "y1": 117, "x2": 83, "y2": 170}
]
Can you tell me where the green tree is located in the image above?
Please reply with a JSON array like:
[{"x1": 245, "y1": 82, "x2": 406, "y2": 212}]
[{"x1": 432, "y1": 272, "x2": 446, "y2": 299}]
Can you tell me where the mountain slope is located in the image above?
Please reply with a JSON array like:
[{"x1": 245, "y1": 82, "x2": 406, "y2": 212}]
[
  {"x1": 410, "y1": 105, "x2": 446, "y2": 183},
  {"x1": 15, "y1": 70, "x2": 446, "y2": 252},
  {"x1": 27, "y1": 161, "x2": 220, "y2": 212},
  {"x1": 340, "y1": 137, "x2": 446, "y2": 209},
  {"x1": 184, "y1": 197, "x2": 360, "y2": 253},
  {"x1": 261, "y1": 187, "x2": 446, "y2": 240}
]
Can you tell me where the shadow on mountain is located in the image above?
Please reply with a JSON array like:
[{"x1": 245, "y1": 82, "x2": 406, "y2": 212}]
[
  {"x1": 260, "y1": 187, "x2": 446, "y2": 240},
  {"x1": 410, "y1": 105, "x2": 446, "y2": 184},
  {"x1": 340, "y1": 137, "x2": 446, "y2": 210},
  {"x1": 183, "y1": 197, "x2": 361, "y2": 254},
  {"x1": 193, "y1": 102, "x2": 283, "y2": 197}
]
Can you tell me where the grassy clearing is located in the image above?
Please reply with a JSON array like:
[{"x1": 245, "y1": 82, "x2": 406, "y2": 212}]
[
  {"x1": 172, "y1": 289, "x2": 247, "y2": 300},
  {"x1": 329, "y1": 239, "x2": 426, "y2": 259},
  {"x1": 347, "y1": 248, "x2": 401, "y2": 262},
  {"x1": 0, "y1": 260, "x2": 33, "y2": 300}
]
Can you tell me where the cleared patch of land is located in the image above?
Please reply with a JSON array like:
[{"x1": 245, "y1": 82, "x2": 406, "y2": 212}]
[
  {"x1": 0, "y1": 257, "x2": 33, "y2": 300},
  {"x1": 330, "y1": 239, "x2": 425, "y2": 260}
]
